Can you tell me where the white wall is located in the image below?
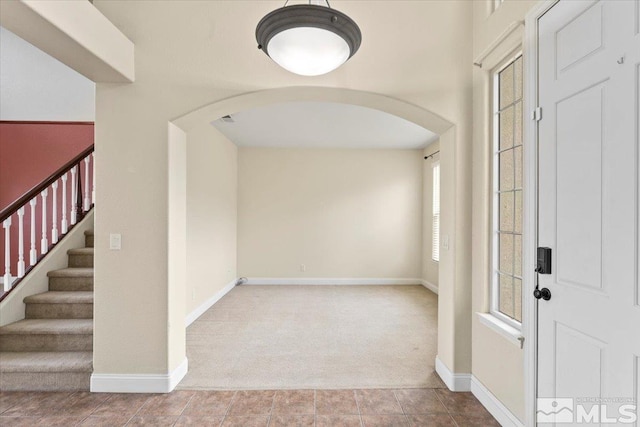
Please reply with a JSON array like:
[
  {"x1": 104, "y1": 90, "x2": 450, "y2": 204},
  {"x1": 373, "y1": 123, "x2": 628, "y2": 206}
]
[
  {"x1": 0, "y1": 26, "x2": 95, "y2": 121},
  {"x1": 422, "y1": 142, "x2": 440, "y2": 289},
  {"x1": 471, "y1": 0, "x2": 539, "y2": 422},
  {"x1": 186, "y1": 124, "x2": 238, "y2": 316},
  {"x1": 168, "y1": 123, "x2": 187, "y2": 371},
  {"x1": 238, "y1": 148, "x2": 423, "y2": 280}
]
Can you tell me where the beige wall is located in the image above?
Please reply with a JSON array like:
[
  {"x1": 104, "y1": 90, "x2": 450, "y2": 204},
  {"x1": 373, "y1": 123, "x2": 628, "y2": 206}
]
[
  {"x1": 238, "y1": 148, "x2": 423, "y2": 279},
  {"x1": 186, "y1": 124, "x2": 238, "y2": 315},
  {"x1": 471, "y1": 0, "x2": 539, "y2": 421},
  {"x1": 88, "y1": 0, "x2": 473, "y2": 385},
  {"x1": 422, "y1": 142, "x2": 440, "y2": 288}
]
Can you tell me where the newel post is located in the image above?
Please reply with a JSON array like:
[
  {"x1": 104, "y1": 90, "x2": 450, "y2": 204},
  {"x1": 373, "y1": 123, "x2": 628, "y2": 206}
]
[{"x1": 76, "y1": 161, "x2": 85, "y2": 223}]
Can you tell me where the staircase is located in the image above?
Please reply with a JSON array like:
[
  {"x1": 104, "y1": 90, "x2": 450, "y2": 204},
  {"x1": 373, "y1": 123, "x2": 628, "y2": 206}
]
[{"x1": 0, "y1": 230, "x2": 94, "y2": 391}]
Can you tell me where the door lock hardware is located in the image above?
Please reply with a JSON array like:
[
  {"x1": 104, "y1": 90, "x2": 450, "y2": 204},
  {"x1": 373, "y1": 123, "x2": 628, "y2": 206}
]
[
  {"x1": 533, "y1": 287, "x2": 552, "y2": 301},
  {"x1": 536, "y1": 247, "x2": 552, "y2": 274}
]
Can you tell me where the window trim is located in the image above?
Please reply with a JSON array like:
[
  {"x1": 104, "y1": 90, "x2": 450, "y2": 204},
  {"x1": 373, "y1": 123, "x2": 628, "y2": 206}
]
[
  {"x1": 490, "y1": 51, "x2": 523, "y2": 331},
  {"x1": 431, "y1": 160, "x2": 440, "y2": 263}
]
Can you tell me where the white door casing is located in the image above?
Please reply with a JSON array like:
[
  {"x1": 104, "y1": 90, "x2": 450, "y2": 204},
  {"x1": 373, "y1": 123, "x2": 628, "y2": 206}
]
[{"x1": 537, "y1": 0, "x2": 640, "y2": 425}]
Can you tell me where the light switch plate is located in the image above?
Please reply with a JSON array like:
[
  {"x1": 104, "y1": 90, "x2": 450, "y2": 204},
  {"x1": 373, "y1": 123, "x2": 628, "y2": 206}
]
[{"x1": 109, "y1": 233, "x2": 121, "y2": 250}]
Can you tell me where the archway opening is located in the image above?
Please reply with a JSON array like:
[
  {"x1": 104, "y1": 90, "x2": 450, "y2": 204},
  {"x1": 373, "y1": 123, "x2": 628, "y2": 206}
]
[{"x1": 168, "y1": 87, "x2": 456, "y2": 389}]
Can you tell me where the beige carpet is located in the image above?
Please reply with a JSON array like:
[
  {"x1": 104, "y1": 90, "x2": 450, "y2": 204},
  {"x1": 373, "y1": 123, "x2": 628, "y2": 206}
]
[{"x1": 178, "y1": 285, "x2": 444, "y2": 390}]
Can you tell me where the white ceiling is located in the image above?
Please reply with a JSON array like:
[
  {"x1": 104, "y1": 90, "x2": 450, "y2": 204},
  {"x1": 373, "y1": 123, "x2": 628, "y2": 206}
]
[{"x1": 211, "y1": 101, "x2": 438, "y2": 149}]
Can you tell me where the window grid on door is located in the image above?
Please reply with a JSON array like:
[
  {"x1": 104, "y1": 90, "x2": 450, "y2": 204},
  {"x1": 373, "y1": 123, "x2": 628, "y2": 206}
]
[{"x1": 492, "y1": 54, "x2": 523, "y2": 326}]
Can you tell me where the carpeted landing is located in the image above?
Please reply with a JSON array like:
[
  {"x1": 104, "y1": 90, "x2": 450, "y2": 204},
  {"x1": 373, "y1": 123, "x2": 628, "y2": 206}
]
[{"x1": 178, "y1": 285, "x2": 443, "y2": 390}]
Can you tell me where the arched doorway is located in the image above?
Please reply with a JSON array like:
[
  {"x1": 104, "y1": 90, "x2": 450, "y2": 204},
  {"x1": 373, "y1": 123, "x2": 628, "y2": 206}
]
[{"x1": 168, "y1": 86, "x2": 456, "y2": 389}]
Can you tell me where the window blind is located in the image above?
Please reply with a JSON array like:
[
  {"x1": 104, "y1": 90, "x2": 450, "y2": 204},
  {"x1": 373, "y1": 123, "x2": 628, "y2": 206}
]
[{"x1": 432, "y1": 161, "x2": 440, "y2": 262}]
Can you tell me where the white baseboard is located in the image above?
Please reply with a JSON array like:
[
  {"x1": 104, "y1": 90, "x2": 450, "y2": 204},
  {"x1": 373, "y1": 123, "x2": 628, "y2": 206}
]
[
  {"x1": 244, "y1": 277, "x2": 423, "y2": 285},
  {"x1": 185, "y1": 279, "x2": 237, "y2": 327},
  {"x1": 471, "y1": 376, "x2": 524, "y2": 427},
  {"x1": 91, "y1": 358, "x2": 188, "y2": 393},
  {"x1": 435, "y1": 356, "x2": 471, "y2": 391},
  {"x1": 421, "y1": 279, "x2": 439, "y2": 294}
]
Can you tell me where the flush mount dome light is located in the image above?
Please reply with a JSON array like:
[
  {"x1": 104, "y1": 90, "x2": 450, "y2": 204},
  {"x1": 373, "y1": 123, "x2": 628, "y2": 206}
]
[{"x1": 256, "y1": 1, "x2": 362, "y2": 76}]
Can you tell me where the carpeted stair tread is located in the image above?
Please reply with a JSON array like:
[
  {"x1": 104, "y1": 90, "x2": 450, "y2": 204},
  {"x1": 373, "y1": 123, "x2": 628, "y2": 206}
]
[
  {"x1": 0, "y1": 319, "x2": 93, "y2": 335},
  {"x1": 24, "y1": 292, "x2": 93, "y2": 305},
  {"x1": 67, "y1": 247, "x2": 94, "y2": 256},
  {"x1": 84, "y1": 230, "x2": 94, "y2": 236},
  {"x1": 0, "y1": 352, "x2": 92, "y2": 373},
  {"x1": 47, "y1": 268, "x2": 94, "y2": 278}
]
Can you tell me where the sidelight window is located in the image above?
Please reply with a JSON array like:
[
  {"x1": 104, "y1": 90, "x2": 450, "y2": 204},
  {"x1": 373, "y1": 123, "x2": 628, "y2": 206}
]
[
  {"x1": 432, "y1": 161, "x2": 440, "y2": 262},
  {"x1": 492, "y1": 54, "x2": 523, "y2": 327}
]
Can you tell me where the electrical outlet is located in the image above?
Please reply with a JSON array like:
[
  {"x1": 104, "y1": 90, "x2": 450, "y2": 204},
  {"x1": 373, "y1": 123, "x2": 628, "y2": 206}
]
[
  {"x1": 300, "y1": 264, "x2": 306, "y2": 272},
  {"x1": 442, "y1": 235, "x2": 450, "y2": 251},
  {"x1": 109, "y1": 233, "x2": 121, "y2": 250}
]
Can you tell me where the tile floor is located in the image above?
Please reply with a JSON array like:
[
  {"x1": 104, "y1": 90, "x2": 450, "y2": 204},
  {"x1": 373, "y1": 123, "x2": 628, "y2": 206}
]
[{"x1": 0, "y1": 388, "x2": 499, "y2": 426}]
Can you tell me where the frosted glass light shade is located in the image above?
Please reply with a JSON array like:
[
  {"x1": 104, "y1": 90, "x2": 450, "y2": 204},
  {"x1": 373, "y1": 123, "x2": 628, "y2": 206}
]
[
  {"x1": 256, "y1": 4, "x2": 361, "y2": 77},
  {"x1": 268, "y1": 27, "x2": 350, "y2": 76}
]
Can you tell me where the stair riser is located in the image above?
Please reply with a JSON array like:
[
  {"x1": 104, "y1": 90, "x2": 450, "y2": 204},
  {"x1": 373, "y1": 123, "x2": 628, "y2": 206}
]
[
  {"x1": 48, "y1": 277, "x2": 94, "y2": 291},
  {"x1": 0, "y1": 334, "x2": 93, "y2": 352},
  {"x1": 85, "y1": 234, "x2": 94, "y2": 248},
  {"x1": 26, "y1": 304, "x2": 93, "y2": 319},
  {"x1": 68, "y1": 254, "x2": 93, "y2": 268},
  {"x1": 0, "y1": 372, "x2": 90, "y2": 391}
]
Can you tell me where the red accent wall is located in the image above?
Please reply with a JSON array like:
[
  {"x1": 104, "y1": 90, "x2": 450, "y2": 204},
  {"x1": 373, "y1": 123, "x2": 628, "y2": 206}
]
[
  {"x1": 0, "y1": 122, "x2": 94, "y2": 208},
  {"x1": 0, "y1": 122, "x2": 93, "y2": 277}
]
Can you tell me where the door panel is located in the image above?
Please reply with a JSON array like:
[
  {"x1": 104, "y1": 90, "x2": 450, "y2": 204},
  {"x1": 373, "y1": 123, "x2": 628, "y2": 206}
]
[
  {"x1": 556, "y1": 83, "x2": 604, "y2": 290},
  {"x1": 555, "y1": 322, "x2": 605, "y2": 400},
  {"x1": 636, "y1": 356, "x2": 640, "y2": 423},
  {"x1": 537, "y1": 0, "x2": 640, "y2": 425},
  {"x1": 637, "y1": 62, "x2": 640, "y2": 309},
  {"x1": 636, "y1": 0, "x2": 639, "y2": 36},
  {"x1": 555, "y1": 2, "x2": 603, "y2": 75}
]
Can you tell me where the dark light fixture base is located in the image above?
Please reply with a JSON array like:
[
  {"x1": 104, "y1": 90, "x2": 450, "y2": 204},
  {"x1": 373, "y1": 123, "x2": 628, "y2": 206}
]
[{"x1": 256, "y1": 4, "x2": 362, "y2": 61}]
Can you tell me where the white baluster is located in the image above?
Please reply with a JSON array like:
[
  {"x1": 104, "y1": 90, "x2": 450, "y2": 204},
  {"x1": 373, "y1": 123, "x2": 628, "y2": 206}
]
[
  {"x1": 61, "y1": 173, "x2": 68, "y2": 234},
  {"x1": 29, "y1": 198, "x2": 37, "y2": 265},
  {"x1": 91, "y1": 152, "x2": 96, "y2": 205},
  {"x1": 83, "y1": 156, "x2": 91, "y2": 211},
  {"x1": 52, "y1": 181, "x2": 59, "y2": 244},
  {"x1": 3, "y1": 217, "x2": 11, "y2": 292},
  {"x1": 71, "y1": 166, "x2": 77, "y2": 225},
  {"x1": 17, "y1": 207, "x2": 25, "y2": 278},
  {"x1": 41, "y1": 189, "x2": 49, "y2": 254}
]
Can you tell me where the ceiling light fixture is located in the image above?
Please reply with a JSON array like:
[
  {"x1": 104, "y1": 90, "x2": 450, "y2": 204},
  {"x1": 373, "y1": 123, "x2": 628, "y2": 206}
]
[{"x1": 256, "y1": 0, "x2": 362, "y2": 77}]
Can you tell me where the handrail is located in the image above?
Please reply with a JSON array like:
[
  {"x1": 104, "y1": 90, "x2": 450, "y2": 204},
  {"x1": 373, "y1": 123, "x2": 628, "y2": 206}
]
[
  {"x1": 1, "y1": 144, "x2": 95, "y2": 295},
  {"x1": 0, "y1": 145, "x2": 94, "y2": 223}
]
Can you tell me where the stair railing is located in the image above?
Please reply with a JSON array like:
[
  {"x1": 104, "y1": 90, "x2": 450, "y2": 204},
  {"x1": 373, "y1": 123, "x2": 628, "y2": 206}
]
[{"x1": 0, "y1": 145, "x2": 95, "y2": 295}]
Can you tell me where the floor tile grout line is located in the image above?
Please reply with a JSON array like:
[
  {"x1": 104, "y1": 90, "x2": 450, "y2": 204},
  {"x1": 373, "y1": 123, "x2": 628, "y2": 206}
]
[
  {"x1": 391, "y1": 389, "x2": 410, "y2": 426},
  {"x1": 433, "y1": 389, "x2": 460, "y2": 427},
  {"x1": 267, "y1": 389, "x2": 277, "y2": 426},
  {"x1": 352, "y1": 389, "x2": 365, "y2": 427},
  {"x1": 174, "y1": 390, "x2": 198, "y2": 425},
  {"x1": 219, "y1": 390, "x2": 238, "y2": 426},
  {"x1": 0, "y1": 392, "x2": 37, "y2": 416},
  {"x1": 84, "y1": 392, "x2": 118, "y2": 422},
  {"x1": 125, "y1": 393, "x2": 154, "y2": 426}
]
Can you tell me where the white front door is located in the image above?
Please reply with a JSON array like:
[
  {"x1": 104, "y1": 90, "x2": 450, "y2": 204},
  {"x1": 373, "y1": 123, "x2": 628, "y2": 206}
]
[{"x1": 537, "y1": 0, "x2": 640, "y2": 425}]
